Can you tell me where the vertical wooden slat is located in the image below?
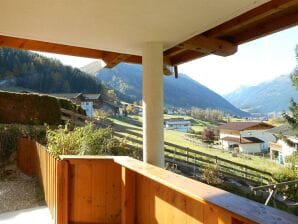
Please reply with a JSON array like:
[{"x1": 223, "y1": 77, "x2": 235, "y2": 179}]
[
  {"x1": 91, "y1": 160, "x2": 107, "y2": 222},
  {"x1": 218, "y1": 210, "x2": 232, "y2": 224},
  {"x1": 67, "y1": 159, "x2": 121, "y2": 224},
  {"x1": 203, "y1": 204, "x2": 218, "y2": 224},
  {"x1": 75, "y1": 162, "x2": 93, "y2": 221},
  {"x1": 121, "y1": 167, "x2": 136, "y2": 224},
  {"x1": 56, "y1": 160, "x2": 69, "y2": 224},
  {"x1": 106, "y1": 161, "x2": 121, "y2": 223}
]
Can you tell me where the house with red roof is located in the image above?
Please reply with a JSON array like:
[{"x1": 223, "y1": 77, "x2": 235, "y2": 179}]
[{"x1": 218, "y1": 122, "x2": 275, "y2": 153}]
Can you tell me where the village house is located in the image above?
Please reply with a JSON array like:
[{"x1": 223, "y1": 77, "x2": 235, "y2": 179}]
[
  {"x1": 50, "y1": 93, "x2": 122, "y2": 117},
  {"x1": 268, "y1": 124, "x2": 298, "y2": 164},
  {"x1": 218, "y1": 122, "x2": 275, "y2": 153},
  {"x1": 164, "y1": 118, "x2": 191, "y2": 132}
]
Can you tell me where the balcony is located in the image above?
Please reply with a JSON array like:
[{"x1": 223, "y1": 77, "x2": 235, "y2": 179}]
[
  {"x1": 17, "y1": 138, "x2": 298, "y2": 224},
  {"x1": 2, "y1": 1, "x2": 298, "y2": 223}
]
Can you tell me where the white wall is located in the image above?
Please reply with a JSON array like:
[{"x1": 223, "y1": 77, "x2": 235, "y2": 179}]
[
  {"x1": 239, "y1": 143, "x2": 262, "y2": 153},
  {"x1": 241, "y1": 130, "x2": 276, "y2": 150},
  {"x1": 219, "y1": 130, "x2": 240, "y2": 139},
  {"x1": 81, "y1": 101, "x2": 94, "y2": 117},
  {"x1": 277, "y1": 139, "x2": 297, "y2": 159},
  {"x1": 221, "y1": 140, "x2": 230, "y2": 150},
  {"x1": 165, "y1": 124, "x2": 190, "y2": 132},
  {"x1": 221, "y1": 140, "x2": 262, "y2": 153}
]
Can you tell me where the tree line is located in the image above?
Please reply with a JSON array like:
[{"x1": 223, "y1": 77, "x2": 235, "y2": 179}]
[
  {"x1": 190, "y1": 107, "x2": 227, "y2": 122},
  {"x1": 0, "y1": 47, "x2": 104, "y2": 93}
]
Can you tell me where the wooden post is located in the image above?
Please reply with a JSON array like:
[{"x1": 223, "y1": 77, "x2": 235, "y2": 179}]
[
  {"x1": 193, "y1": 155, "x2": 196, "y2": 176},
  {"x1": 56, "y1": 160, "x2": 69, "y2": 224},
  {"x1": 121, "y1": 167, "x2": 136, "y2": 224},
  {"x1": 186, "y1": 149, "x2": 189, "y2": 163}
]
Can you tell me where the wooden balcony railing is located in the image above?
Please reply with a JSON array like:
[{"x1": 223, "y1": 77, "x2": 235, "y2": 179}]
[{"x1": 17, "y1": 139, "x2": 298, "y2": 224}]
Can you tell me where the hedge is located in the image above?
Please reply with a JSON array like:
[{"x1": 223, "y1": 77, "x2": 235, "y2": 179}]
[{"x1": 0, "y1": 91, "x2": 84, "y2": 125}]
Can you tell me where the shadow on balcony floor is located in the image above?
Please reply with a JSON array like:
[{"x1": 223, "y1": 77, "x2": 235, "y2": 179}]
[{"x1": 0, "y1": 206, "x2": 52, "y2": 224}]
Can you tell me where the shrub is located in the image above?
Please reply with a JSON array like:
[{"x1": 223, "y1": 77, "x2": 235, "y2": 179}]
[
  {"x1": 94, "y1": 109, "x2": 108, "y2": 119},
  {"x1": 202, "y1": 128, "x2": 215, "y2": 143},
  {"x1": 202, "y1": 164, "x2": 224, "y2": 185},
  {"x1": 272, "y1": 168, "x2": 298, "y2": 201},
  {"x1": 46, "y1": 122, "x2": 130, "y2": 156},
  {"x1": 0, "y1": 124, "x2": 46, "y2": 178},
  {"x1": 285, "y1": 152, "x2": 298, "y2": 169}
]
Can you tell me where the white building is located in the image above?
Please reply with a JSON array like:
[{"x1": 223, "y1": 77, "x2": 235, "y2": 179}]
[
  {"x1": 80, "y1": 101, "x2": 94, "y2": 117},
  {"x1": 218, "y1": 122, "x2": 275, "y2": 153},
  {"x1": 268, "y1": 124, "x2": 298, "y2": 164},
  {"x1": 164, "y1": 118, "x2": 191, "y2": 132}
]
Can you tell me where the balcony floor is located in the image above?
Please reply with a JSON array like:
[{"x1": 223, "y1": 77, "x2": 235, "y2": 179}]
[{"x1": 0, "y1": 206, "x2": 52, "y2": 224}]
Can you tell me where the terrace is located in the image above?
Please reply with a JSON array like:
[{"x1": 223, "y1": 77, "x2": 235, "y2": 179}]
[{"x1": 1, "y1": 0, "x2": 298, "y2": 223}]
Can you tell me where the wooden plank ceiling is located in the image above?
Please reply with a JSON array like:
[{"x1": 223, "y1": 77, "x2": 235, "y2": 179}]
[{"x1": 0, "y1": 0, "x2": 297, "y2": 74}]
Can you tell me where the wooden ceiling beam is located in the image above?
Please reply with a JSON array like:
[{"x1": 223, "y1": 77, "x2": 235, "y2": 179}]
[
  {"x1": 0, "y1": 35, "x2": 107, "y2": 59},
  {"x1": 164, "y1": 47, "x2": 186, "y2": 57},
  {"x1": 163, "y1": 56, "x2": 173, "y2": 76},
  {"x1": 169, "y1": 51, "x2": 205, "y2": 66},
  {"x1": 124, "y1": 55, "x2": 142, "y2": 64},
  {"x1": 0, "y1": 34, "x2": 143, "y2": 66},
  {"x1": 176, "y1": 35, "x2": 237, "y2": 57},
  {"x1": 203, "y1": 0, "x2": 298, "y2": 38},
  {"x1": 203, "y1": 0, "x2": 298, "y2": 37},
  {"x1": 166, "y1": 0, "x2": 298, "y2": 65},
  {"x1": 103, "y1": 52, "x2": 131, "y2": 68},
  {"x1": 228, "y1": 8, "x2": 298, "y2": 44}
]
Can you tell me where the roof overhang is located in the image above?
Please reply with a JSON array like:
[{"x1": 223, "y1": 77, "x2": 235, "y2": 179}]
[{"x1": 0, "y1": 0, "x2": 297, "y2": 70}]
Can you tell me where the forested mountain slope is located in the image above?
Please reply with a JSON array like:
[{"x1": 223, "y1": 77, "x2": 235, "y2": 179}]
[{"x1": 0, "y1": 48, "x2": 102, "y2": 93}]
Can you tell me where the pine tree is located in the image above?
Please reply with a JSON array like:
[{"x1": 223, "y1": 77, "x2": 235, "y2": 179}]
[{"x1": 283, "y1": 45, "x2": 298, "y2": 133}]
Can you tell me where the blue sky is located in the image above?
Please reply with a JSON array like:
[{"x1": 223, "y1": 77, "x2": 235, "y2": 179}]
[{"x1": 37, "y1": 26, "x2": 298, "y2": 95}]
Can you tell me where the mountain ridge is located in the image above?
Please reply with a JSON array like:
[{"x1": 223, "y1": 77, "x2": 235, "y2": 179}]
[
  {"x1": 82, "y1": 62, "x2": 248, "y2": 117},
  {"x1": 224, "y1": 74, "x2": 298, "y2": 114}
]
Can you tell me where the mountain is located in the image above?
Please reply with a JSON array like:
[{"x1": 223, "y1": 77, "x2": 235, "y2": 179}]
[
  {"x1": 0, "y1": 47, "x2": 103, "y2": 93},
  {"x1": 224, "y1": 74, "x2": 298, "y2": 114},
  {"x1": 82, "y1": 62, "x2": 248, "y2": 117},
  {"x1": 80, "y1": 61, "x2": 104, "y2": 75}
]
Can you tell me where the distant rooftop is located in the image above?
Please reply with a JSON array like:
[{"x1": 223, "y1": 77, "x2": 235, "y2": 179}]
[
  {"x1": 221, "y1": 136, "x2": 264, "y2": 144},
  {"x1": 49, "y1": 93, "x2": 81, "y2": 99},
  {"x1": 218, "y1": 122, "x2": 274, "y2": 131},
  {"x1": 49, "y1": 93, "x2": 101, "y2": 100},
  {"x1": 164, "y1": 118, "x2": 189, "y2": 122},
  {"x1": 267, "y1": 124, "x2": 297, "y2": 137}
]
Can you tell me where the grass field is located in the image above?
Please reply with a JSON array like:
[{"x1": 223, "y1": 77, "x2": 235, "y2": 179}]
[{"x1": 111, "y1": 115, "x2": 283, "y2": 174}]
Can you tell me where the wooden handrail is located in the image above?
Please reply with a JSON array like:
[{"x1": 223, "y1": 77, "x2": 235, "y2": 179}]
[
  {"x1": 60, "y1": 155, "x2": 298, "y2": 224},
  {"x1": 18, "y1": 140, "x2": 298, "y2": 224}
]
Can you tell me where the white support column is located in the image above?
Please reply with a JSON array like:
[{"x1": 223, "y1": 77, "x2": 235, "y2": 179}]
[{"x1": 142, "y1": 42, "x2": 164, "y2": 167}]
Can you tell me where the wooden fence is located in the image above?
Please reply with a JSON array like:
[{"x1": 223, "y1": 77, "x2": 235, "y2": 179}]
[
  {"x1": 17, "y1": 140, "x2": 297, "y2": 224},
  {"x1": 115, "y1": 130, "x2": 273, "y2": 185},
  {"x1": 17, "y1": 138, "x2": 66, "y2": 223},
  {"x1": 164, "y1": 146, "x2": 273, "y2": 185}
]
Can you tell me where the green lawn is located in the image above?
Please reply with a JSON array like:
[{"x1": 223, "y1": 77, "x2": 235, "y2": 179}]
[{"x1": 110, "y1": 116, "x2": 284, "y2": 174}]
